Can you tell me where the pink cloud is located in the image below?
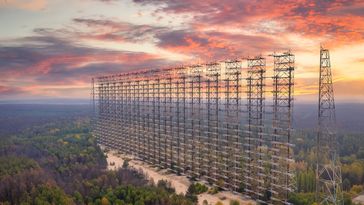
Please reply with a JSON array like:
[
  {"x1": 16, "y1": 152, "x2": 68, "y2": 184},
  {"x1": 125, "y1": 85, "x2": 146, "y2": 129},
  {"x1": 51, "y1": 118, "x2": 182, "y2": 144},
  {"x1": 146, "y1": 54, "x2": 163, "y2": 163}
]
[
  {"x1": 25, "y1": 53, "x2": 161, "y2": 75},
  {"x1": 134, "y1": 0, "x2": 364, "y2": 47}
]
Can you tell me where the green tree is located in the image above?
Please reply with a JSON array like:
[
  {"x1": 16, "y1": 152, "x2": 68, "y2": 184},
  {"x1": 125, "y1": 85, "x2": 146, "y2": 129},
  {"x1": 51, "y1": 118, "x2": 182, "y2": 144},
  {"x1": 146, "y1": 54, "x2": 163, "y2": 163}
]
[
  {"x1": 122, "y1": 160, "x2": 129, "y2": 169},
  {"x1": 73, "y1": 191, "x2": 83, "y2": 204},
  {"x1": 230, "y1": 199, "x2": 240, "y2": 205},
  {"x1": 33, "y1": 185, "x2": 74, "y2": 205}
]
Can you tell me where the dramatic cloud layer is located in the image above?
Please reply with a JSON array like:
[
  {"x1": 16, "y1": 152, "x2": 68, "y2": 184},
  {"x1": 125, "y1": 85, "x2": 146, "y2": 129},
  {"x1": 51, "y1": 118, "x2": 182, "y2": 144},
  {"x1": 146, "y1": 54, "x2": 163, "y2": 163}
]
[{"x1": 0, "y1": 0, "x2": 363, "y2": 101}]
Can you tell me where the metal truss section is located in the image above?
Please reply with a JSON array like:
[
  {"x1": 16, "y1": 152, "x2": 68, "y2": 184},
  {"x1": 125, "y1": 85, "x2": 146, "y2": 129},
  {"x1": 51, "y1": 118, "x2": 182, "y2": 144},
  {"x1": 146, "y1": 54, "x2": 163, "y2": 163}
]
[
  {"x1": 224, "y1": 60, "x2": 243, "y2": 191},
  {"x1": 270, "y1": 52, "x2": 295, "y2": 205},
  {"x1": 92, "y1": 55, "x2": 295, "y2": 204},
  {"x1": 245, "y1": 56, "x2": 267, "y2": 201},
  {"x1": 316, "y1": 47, "x2": 343, "y2": 205},
  {"x1": 205, "y1": 62, "x2": 221, "y2": 185}
]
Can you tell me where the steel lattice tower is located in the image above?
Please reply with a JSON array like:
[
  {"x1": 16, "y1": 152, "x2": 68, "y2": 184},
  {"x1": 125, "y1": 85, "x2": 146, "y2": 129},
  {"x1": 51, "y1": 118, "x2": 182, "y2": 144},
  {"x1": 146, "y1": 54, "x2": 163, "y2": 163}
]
[
  {"x1": 316, "y1": 47, "x2": 343, "y2": 205},
  {"x1": 92, "y1": 54, "x2": 295, "y2": 205}
]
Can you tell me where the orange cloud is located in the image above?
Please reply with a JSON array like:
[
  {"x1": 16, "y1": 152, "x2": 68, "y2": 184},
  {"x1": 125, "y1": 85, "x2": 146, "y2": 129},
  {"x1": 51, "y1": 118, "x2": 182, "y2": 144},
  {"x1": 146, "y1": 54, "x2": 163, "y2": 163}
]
[
  {"x1": 0, "y1": 0, "x2": 47, "y2": 11},
  {"x1": 143, "y1": 0, "x2": 364, "y2": 49},
  {"x1": 334, "y1": 79, "x2": 364, "y2": 97}
]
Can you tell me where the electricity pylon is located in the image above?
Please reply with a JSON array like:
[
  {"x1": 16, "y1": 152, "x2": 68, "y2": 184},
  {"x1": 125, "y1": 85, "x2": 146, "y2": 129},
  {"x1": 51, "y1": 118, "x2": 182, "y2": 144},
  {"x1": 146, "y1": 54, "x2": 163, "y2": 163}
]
[{"x1": 316, "y1": 47, "x2": 343, "y2": 205}]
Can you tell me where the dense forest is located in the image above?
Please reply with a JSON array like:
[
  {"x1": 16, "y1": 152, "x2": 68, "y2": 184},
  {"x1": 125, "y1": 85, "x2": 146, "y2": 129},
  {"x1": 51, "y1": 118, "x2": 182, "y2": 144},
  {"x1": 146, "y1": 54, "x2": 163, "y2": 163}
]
[
  {"x1": 290, "y1": 130, "x2": 364, "y2": 205},
  {"x1": 0, "y1": 104, "x2": 363, "y2": 205},
  {"x1": 0, "y1": 105, "x2": 195, "y2": 205}
]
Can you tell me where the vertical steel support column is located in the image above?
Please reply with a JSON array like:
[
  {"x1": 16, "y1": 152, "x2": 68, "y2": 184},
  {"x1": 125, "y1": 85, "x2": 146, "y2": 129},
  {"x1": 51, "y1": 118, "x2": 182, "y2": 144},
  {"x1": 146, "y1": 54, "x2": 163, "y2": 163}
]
[
  {"x1": 105, "y1": 80, "x2": 111, "y2": 147},
  {"x1": 133, "y1": 78, "x2": 137, "y2": 156},
  {"x1": 173, "y1": 67, "x2": 185, "y2": 173},
  {"x1": 119, "y1": 80, "x2": 126, "y2": 153},
  {"x1": 271, "y1": 52, "x2": 295, "y2": 204},
  {"x1": 91, "y1": 78, "x2": 96, "y2": 136},
  {"x1": 116, "y1": 80, "x2": 121, "y2": 150},
  {"x1": 186, "y1": 66, "x2": 194, "y2": 177},
  {"x1": 157, "y1": 77, "x2": 162, "y2": 166},
  {"x1": 190, "y1": 65, "x2": 203, "y2": 178},
  {"x1": 145, "y1": 78, "x2": 152, "y2": 163},
  {"x1": 140, "y1": 78, "x2": 146, "y2": 161},
  {"x1": 181, "y1": 67, "x2": 188, "y2": 173},
  {"x1": 152, "y1": 75, "x2": 158, "y2": 165},
  {"x1": 225, "y1": 60, "x2": 243, "y2": 191},
  {"x1": 126, "y1": 81, "x2": 132, "y2": 155},
  {"x1": 110, "y1": 80, "x2": 116, "y2": 149},
  {"x1": 160, "y1": 76, "x2": 167, "y2": 168},
  {"x1": 246, "y1": 56, "x2": 266, "y2": 201},
  {"x1": 166, "y1": 72, "x2": 173, "y2": 169},
  {"x1": 205, "y1": 62, "x2": 221, "y2": 184},
  {"x1": 172, "y1": 69, "x2": 180, "y2": 171}
]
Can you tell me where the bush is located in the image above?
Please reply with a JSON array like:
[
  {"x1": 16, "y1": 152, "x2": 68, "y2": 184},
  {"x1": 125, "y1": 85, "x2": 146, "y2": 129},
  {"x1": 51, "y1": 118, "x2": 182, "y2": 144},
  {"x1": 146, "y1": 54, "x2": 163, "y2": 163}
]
[
  {"x1": 208, "y1": 187, "x2": 219, "y2": 195},
  {"x1": 288, "y1": 192, "x2": 315, "y2": 205},
  {"x1": 122, "y1": 159, "x2": 129, "y2": 168},
  {"x1": 350, "y1": 184, "x2": 364, "y2": 195},
  {"x1": 217, "y1": 179, "x2": 224, "y2": 188},
  {"x1": 343, "y1": 192, "x2": 354, "y2": 205},
  {"x1": 219, "y1": 196, "x2": 227, "y2": 200},
  {"x1": 186, "y1": 194, "x2": 198, "y2": 203},
  {"x1": 186, "y1": 183, "x2": 208, "y2": 203},
  {"x1": 157, "y1": 179, "x2": 175, "y2": 193},
  {"x1": 187, "y1": 183, "x2": 208, "y2": 195},
  {"x1": 230, "y1": 199, "x2": 240, "y2": 205}
]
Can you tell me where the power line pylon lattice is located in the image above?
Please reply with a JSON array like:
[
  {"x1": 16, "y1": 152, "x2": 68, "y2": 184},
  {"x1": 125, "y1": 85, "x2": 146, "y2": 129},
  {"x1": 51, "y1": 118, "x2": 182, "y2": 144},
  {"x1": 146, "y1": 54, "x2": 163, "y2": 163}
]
[{"x1": 316, "y1": 47, "x2": 343, "y2": 205}]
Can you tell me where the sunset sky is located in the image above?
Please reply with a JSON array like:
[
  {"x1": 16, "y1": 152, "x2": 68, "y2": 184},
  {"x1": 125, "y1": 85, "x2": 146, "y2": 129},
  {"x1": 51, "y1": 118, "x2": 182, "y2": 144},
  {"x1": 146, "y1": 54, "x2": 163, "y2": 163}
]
[{"x1": 0, "y1": 0, "x2": 363, "y2": 103}]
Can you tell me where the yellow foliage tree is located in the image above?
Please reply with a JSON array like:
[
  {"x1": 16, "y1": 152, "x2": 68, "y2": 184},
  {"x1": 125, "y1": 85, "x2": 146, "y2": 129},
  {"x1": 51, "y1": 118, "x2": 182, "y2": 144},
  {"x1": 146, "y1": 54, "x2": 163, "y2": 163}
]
[
  {"x1": 101, "y1": 197, "x2": 110, "y2": 205},
  {"x1": 215, "y1": 201, "x2": 223, "y2": 205}
]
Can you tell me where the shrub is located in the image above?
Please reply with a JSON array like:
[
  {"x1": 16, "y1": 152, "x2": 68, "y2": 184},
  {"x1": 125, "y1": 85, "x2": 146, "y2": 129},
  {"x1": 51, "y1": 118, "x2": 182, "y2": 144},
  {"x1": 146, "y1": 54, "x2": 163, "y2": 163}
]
[
  {"x1": 157, "y1": 180, "x2": 175, "y2": 193},
  {"x1": 186, "y1": 183, "x2": 208, "y2": 203},
  {"x1": 230, "y1": 199, "x2": 240, "y2": 205},
  {"x1": 208, "y1": 187, "x2": 219, "y2": 195},
  {"x1": 216, "y1": 179, "x2": 225, "y2": 188},
  {"x1": 219, "y1": 196, "x2": 227, "y2": 200},
  {"x1": 190, "y1": 183, "x2": 208, "y2": 194},
  {"x1": 350, "y1": 185, "x2": 364, "y2": 195},
  {"x1": 122, "y1": 159, "x2": 129, "y2": 168}
]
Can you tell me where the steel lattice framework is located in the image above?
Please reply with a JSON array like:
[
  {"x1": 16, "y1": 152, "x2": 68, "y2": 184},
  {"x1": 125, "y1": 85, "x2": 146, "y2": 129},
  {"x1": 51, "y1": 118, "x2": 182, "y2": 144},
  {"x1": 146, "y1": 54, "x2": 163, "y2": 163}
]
[
  {"x1": 316, "y1": 47, "x2": 343, "y2": 205},
  {"x1": 245, "y1": 56, "x2": 266, "y2": 202},
  {"x1": 271, "y1": 52, "x2": 295, "y2": 204},
  {"x1": 92, "y1": 53, "x2": 295, "y2": 204}
]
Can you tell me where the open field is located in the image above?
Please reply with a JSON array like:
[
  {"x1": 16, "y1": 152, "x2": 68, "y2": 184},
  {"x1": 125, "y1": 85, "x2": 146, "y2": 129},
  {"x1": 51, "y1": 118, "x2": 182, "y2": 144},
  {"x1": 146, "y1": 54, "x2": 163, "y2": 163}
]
[
  {"x1": 105, "y1": 150, "x2": 255, "y2": 205},
  {"x1": 353, "y1": 194, "x2": 364, "y2": 205}
]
